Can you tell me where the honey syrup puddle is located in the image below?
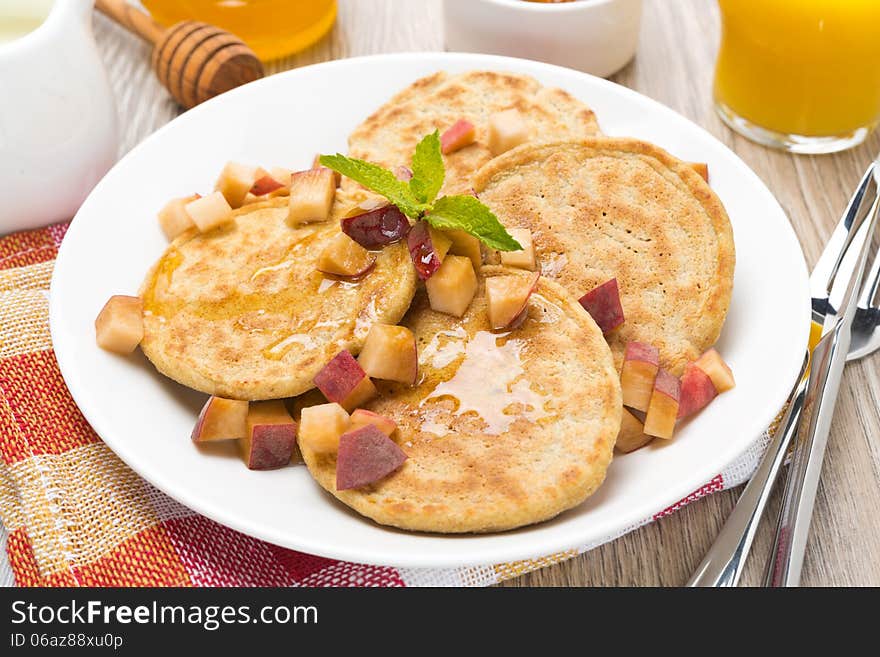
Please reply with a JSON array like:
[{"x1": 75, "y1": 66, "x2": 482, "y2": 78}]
[{"x1": 421, "y1": 329, "x2": 551, "y2": 436}]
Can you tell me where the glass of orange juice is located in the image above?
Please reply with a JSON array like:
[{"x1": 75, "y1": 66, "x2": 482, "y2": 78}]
[
  {"x1": 142, "y1": 0, "x2": 337, "y2": 61},
  {"x1": 714, "y1": 0, "x2": 880, "y2": 154}
]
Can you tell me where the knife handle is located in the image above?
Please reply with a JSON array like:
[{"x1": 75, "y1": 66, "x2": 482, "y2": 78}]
[{"x1": 686, "y1": 353, "x2": 809, "y2": 587}]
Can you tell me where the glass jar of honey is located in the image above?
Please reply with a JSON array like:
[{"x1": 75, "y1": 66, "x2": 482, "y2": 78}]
[
  {"x1": 142, "y1": 0, "x2": 337, "y2": 61},
  {"x1": 714, "y1": 0, "x2": 880, "y2": 153}
]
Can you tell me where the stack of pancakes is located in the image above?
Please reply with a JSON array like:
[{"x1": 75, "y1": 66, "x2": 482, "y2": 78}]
[{"x1": 140, "y1": 71, "x2": 735, "y2": 533}]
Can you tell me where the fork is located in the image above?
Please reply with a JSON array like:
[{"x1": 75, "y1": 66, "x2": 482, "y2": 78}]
[{"x1": 687, "y1": 160, "x2": 880, "y2": 587}]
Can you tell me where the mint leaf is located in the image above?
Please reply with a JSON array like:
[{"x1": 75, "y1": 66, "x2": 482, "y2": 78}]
[
  {"x1": 319, "y1": 154, "x2": 427, "y2": 219},
  {"x1": 409, "y1": 130, "x2": 444, "y2": 204},
  {"x1": 428, "y1": 195, "x2": 522, "y2": 252}
]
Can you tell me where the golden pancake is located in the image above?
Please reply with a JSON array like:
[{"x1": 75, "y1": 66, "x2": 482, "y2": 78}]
[
  {"x1": 473, "y1": 138, "x2": 735, "y2": 375},
  {"x1": 139, "y1": 195, "x2": 418, "y2": 400},
  {"x1": 298, "y1": 267, "x2": 621, "y2": 533},
  {"x1": 346, "y1": 70, "x2": 601, "y2": 195}
]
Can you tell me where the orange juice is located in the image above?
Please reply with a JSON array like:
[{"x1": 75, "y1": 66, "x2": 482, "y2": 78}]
[
  {"x1": 143, "y1": 0, "x2": 337, "y2": 61},
  {"x1": 714, "y1": 0, "x2": 880, "y2": 151}
]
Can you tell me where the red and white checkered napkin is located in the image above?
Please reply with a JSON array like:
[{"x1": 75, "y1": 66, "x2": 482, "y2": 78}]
[{"x1": 0, "y1": 221, "x2": 768, "y2": 587}]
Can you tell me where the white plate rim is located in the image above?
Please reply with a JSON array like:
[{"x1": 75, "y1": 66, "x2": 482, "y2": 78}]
[{"x1": 49, "y1": 52, "x2": 811, "y2": 568}]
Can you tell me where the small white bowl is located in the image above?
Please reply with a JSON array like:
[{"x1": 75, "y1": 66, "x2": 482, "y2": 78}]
[{"x1": 443, "y1": 0, "x2": 643, "y2": 78}]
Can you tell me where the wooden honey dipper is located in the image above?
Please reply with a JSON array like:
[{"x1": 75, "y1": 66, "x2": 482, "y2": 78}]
[{"x1": 95, "y1": 0, "x2": 264, "y2": 109}]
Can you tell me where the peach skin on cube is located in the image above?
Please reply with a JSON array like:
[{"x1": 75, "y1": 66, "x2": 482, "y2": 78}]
[
  {"x1": 185, "y1": 191, "x2": 233, "y2": 233},
  {"x1": 349, "y1": 409, "x2": 397, "y2": 436},
  {"x1": 678, "y1": 362, "x2": 718, "y2": 418},
  {"x1": 157, "y1": 195, "x2": 198, "y2": 240},
  {"x1": 239, "y1": 400, "x2": 298, "y2": 470},
  {"x1": 488, "y1": 108, "x2": 529, "y2": 156},
  {"x1": 313, "y1": 350, "x2": 377, "y2": 411},
  {"x1": 287, "y1": 168, "x2": 336, "y2": 225},
  {"x1": 425, "y1": 255, "x2": 478, "y2": 318},
  {"x1": 215, "y1": 161, "x2": 258, "y2": 209},
  {"x1": 615, "y1": 408, "x2": 654, "y2": 453},
  {"x1": 578, "y1": 278, "x2": 625, "y2": 334},
  {"x1": 407, "y1": 221, "x2": 452, "y2": 280},
  {"x1": 298, "y1": 402, "x2": 350, "y2": 453},
  {"x1": 441, "y1": 119, "x2": 476, "y2": 154},
  {"x1": 499, "y1": 228, "x2": 536, "y2": 271},
  {"x1": 95, "y1": 295, "x2": 144, "y2": 354},
  {"x1": 336, "y1": 424, "x2": 407, "y2": 491},
  {"x1": 191, "y1": 396, "x2": 248, "y2": 442},
  {"x1": 357, "y1": 324, "x2": 418, "y2": 385},
  {"x1": 644, "y1": 369, "x2": 681, "y2": 440},
  {"x1": 693, "y1": 348, "x2": 735, "y2": 392},
  {"x1": 317, "y1": 233, "x2": 376, "y2": 278},
  {"x1": 620, "y1": 341, "x2": 660, "y2": 412}
]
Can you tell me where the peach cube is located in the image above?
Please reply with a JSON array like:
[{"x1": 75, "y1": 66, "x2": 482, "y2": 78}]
[
  {"x1": 678, "y1": 362, "x2": 718, "y2": 418},
  {"x1": 693, "y1": 348, "x2": 735, "y2": 392},
  {"x1": 499, "y1": 228, "x2": 536, "y2": 270},
  {"x1": 488, "y1": 108, "x2": 529, "y2": 156},
  {"x1": 357, "y1": 323, "x2": 418, "y2": 385},
  {"x1": 191, "y1": 396, "x2": 248, "y2": 442},
  {"x1": 288, "y1": 168, "x2": 336, "y2": 225},
  {"x1": 445, "y1": 229, "x2": 482, "y2": 269},
  {"x1": 298, "y1": 402, "x2": 350, "y2": 453},
  {"x1": 615, "y1": 408, "x2": 653, "y2": 453},
  {"x1": 486, "y1": 271, "x2": 540, "y2": 330},
  {"x1": 440, "y1": 119, "x2": 477, "y2": 154},
  {"x1": 313, "y1": 350, "x2": 378, "y2": 411},
  {"x1": 425, "y1": 255, "x2": 478, "y2": 318},
  {"x1": 185, "y1": 191, "x2": 233, "y2": 232},
  {"x1": 215, "y1": 161, "x2": 258, "y2": 209},
  {"x1": 644, "y1": 369, "x2": 681, "y2": 440},
  {"x1": 620, "y1": 341, "x2": 660, "y2": 412},
  {"x1": 157, "y1": 195, "x2": 198, "y2": 240},
  {"x1": 312, "y1": 154, "x2": 341, "y2": 187},
  {"x1": 349, "y1": 409, "x2": 397, "y2": 436},
  {"x1": 239, "y1": 400, "x2": 298, "y2": 470},
  {"x1": 317, "y1": 233, "x2": 376, "y2": 278},
  {"x1": 95, "y1": 295, "x2": 144, "y2": 354}
]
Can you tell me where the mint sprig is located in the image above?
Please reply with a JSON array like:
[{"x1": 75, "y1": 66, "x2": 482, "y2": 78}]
[{"x1": 319, "y1": 133, "x2": 522, "y2": 252}]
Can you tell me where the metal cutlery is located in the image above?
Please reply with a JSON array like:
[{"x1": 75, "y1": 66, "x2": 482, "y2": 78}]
[
  {"x1": 687, "y1": 158, "x2": 880, "y2": 587},
  {"x1": 764, "y1": 164, "x2": 880, "y2": 586}
]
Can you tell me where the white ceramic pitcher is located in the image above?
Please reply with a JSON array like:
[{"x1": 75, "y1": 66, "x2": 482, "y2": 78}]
[{"x1": 0, "y1": 0, "x2": 118, "y2": 234}]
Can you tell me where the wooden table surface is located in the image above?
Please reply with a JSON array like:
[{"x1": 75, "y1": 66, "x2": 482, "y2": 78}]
[{"x1": 91, "y1": 0, "x2": 880, "y2": 586}]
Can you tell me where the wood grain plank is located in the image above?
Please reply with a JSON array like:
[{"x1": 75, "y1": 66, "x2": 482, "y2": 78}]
[{"x1": 90, "y1": 0, "x2": 880, "y2": 586}]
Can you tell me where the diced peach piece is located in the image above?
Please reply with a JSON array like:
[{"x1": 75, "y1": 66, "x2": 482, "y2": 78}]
[
  {"x1": 191, "y1": 396, "x2": 248, "y2": 442},
  {"x1": 644, "y1": 369, "x2": 681, "y2": 440},
  {"x1": 313, "y1": 350, "x2": 378, "y2": 411},
  {"x1": 357, "y1": 324, "x2": 418, "y2": 385},
  {"x1": 312, "y1": 154, "x2": 341, "y2": 187},
  {"x1": 317, "y1": 233, "x2": 376, "y2": 278},
  {"x1": 445, "y1": 229, "x2": 482, "y2": 269},
  {"x1": 615, "y1": 408, "x2": 653, "y2": 453},
  {"x1": 430, "y1": 226, "x2": 452, "y2": 262},
  {"x1": 620, "y1": 341, "x2": 660, "y2": 412},
  {"x1": 157, "y1": 195, "x2": 199, "y2": 240},
  {"x1": 287, "y1": 168, "x2": 336, "y2": 225},
  {"x1": 266, "y1": 166, "x2": 293, "y2": 197},
  {"x1": 499, "y1": 228, "x2": 536, "y2": 271},
  {"x1": 678, "y1": 362, "x2": 718, "y2": 418},
  {"x1": 693, "y1": 348, "x2": 735, "y2": 392},
  {"x1": 578, "y1": 278, "x2": 625, "y2": 333},
  {"x1": 689, "y1": 162, "x2": 709, "y2": 183},
  {"x1": 425, "y1": 255, "x2": 478, "y2": 318},
  {"x1": 488, "y1": 108, "x2": 529, "y2": 156},
  {"x1": 298, "y1": 402, "x2": 350, "y2": 453},
  {"x1": 215, "y1": 161, "x2": 258, "y2": 209},
  {"x1": 441, "y1": 119, "x2": 476, "y2": 154},
  {"x1": 486, "y1": 271, "x2": 541, "y2": 330},
  {"x1": 239, "y1": 400, "x2": 297, "y2": 469},
  {"x1": 336, "y1": 425, "x2": 407, "y2": 490},
  {"x1": 185, "y1": 191, "x2": 233, "y2": 232},
  {"x1": 407, "y1": 222, "x2": 452, "y2": 280},
  {"x1": 95, "y1": 295, "x2": 144, "y2": 354},
  {"x1": 349, "y1": 409, "x2": 397, "y2": 436},
  {"x1": 250, "y1": 173, "x2": 285, "y2": 197}
]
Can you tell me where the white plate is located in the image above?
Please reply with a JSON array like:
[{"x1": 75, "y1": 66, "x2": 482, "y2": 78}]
[{"x1": 50, "y1": 53, "x2": 810, "y2": 568}]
